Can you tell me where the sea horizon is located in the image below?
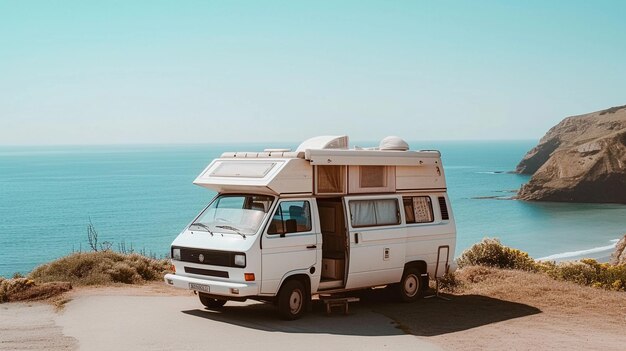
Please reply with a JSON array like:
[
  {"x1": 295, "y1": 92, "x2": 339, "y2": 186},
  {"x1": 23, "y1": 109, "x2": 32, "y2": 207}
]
[{"x1": 1, "y1": 140, "x2": 625, "y2": 277}]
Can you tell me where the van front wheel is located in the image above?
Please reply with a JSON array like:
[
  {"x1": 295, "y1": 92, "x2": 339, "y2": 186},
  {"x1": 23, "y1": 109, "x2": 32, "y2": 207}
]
[
  {"x1": 398, "y1": 267, "x2": 424, "y2": 302},
  {"x1": 278, "y1": 280, "x2": 307, "y2": 320},
  {"x1": 199, "y1": 293, "x2": 227, "y2": 309}
]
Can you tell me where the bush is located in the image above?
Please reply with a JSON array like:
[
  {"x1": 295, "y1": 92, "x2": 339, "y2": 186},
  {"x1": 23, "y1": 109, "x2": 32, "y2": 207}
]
[
  {"x1": 29, "y1": 251, "x2": 172, "y2": 286},
  {"x1": 457, "y1": 238, "x2": 537, "y2": 271},
  {"x1": 457, "y1": 238, "x2": 626, "y2": 291},
  {"x1": 0, "y1": 277, "x2": 71, "y2": 303},
  {"x1": 538, "y1": 259, "x2": 626, "y2": 291},
  {"x1": 437, "y1": 272, "x2": 462, "y2": 292}
]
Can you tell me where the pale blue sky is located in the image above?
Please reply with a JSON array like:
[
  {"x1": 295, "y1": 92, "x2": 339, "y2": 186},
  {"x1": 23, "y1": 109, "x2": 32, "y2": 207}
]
[{"x1": 1, "y1": 0, "x2": 625, "y2": 145}]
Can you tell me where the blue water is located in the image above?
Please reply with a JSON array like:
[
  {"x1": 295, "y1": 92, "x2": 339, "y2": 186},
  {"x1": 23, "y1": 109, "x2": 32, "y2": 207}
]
[{"x1": 1, "y1": 141, "x2": 625, "y2": 277}]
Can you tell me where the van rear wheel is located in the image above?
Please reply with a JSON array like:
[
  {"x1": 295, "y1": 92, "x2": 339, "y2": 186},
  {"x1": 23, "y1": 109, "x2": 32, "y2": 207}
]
[
  {"x1": 278, "y1": 280, "x2": 307, "y2": 320},
  {"x1": 198, "y1": 293, "x2": 227, "y2": 309},
  {"x1": 398, "y1": 267, "x2": 424, "y2": 302}
]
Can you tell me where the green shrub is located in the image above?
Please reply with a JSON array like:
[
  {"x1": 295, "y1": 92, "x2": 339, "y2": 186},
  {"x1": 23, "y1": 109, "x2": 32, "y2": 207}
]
[
  {"x1": 457, "y1": 238, "x2": 537, "y2": 271},
  {"x1": 29, "y1": 251, "x2": 172, "y2": 286},
  {"x1": 538, "y1": 259, "x2": 626, "y2": 291}
]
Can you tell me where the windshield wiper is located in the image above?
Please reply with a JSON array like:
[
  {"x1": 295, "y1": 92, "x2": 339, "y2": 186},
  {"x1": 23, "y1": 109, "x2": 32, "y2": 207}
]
[
  {"x1": 189, "y1": 222, "x2": 214, "y2": 236},
  {"x1": 215, "y1": 225, "x2": 246, "y2": 239}
]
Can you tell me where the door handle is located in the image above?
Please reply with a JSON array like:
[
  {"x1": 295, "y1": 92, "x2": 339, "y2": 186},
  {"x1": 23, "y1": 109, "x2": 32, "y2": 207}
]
[
  {"x1": 306, "y1": 245, "x2": 317, "y2": 249},
  {"x1": 354, "y1": 233, "x2": 359, "y2": 244}
]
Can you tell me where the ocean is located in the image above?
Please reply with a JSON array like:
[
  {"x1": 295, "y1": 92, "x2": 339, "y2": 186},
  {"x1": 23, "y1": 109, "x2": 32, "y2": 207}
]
[{"x1": 1, "y1": 141, "x2": 625, "y2": 277}]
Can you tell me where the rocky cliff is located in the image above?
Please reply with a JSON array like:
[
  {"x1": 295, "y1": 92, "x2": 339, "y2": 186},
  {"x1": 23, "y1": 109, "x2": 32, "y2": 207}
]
[
  {"x1": 611, "y1": 235, "x2": 626, "y2": 265},
  {"x1": 516, "y1": 105, "x2": 626, "y2": 203}
]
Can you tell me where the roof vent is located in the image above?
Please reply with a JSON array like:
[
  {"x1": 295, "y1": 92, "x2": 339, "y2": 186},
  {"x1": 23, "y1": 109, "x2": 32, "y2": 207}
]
[
  {"x1": 379, "y1": 136, "x2": 409, "y2": 151},
  {"x1": 296, "y1": 135, "x2": 349, "y2": 152}
]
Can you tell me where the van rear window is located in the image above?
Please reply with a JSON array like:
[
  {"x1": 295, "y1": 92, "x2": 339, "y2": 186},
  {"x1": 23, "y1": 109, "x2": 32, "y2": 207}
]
[{"x1": 403, "y1": 196, "x2": 434, "y2": 223}]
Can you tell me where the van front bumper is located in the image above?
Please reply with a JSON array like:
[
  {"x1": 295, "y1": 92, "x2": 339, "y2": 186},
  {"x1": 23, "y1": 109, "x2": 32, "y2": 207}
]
[{"x1": 164, "y1": 273, "x2": 258, "y2": 297}]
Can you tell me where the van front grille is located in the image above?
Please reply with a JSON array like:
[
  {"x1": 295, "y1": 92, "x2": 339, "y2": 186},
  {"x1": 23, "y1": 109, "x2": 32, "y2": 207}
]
[
  {"x1": 184, "y1": 267, "x2": 229, "y2": 278},
  {"x1": 173, "y1": 246, "x2": 244, "y2": 268}
]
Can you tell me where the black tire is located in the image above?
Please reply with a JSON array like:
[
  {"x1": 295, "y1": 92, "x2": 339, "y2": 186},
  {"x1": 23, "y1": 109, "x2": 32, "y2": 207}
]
[
  {"x1": 277, "y1": 280, "x2": 307, "y2": 320},
  {"x1": 199, "y1": 293, "x2": 227, "y2": 309},
  {"x1": 397, "y1": 267, "x2": 424, "y2": 302}
]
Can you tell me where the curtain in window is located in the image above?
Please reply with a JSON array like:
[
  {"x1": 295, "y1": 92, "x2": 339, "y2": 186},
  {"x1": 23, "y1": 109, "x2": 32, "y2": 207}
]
[
  {"x1": 412, "y1": 197, "x2": 433, "y2": 222},
  {"x1": 349, "y1": 199, "x2": 399, "y2": 227},
  {"x1": 317, "y1": 166, "x2": 343, "y2": 193},
  {"x1": 374, "y1": 199, "x2": 399, "y2": 225},
  {"x1": 360, "y1": 166, "x2": 386, "y2": 188},
  {"x1": 350, "y1": 200, "x2": 377, "y2": 227}
]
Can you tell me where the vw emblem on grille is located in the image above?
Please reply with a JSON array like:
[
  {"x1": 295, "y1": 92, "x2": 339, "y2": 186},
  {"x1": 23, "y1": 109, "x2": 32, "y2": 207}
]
[{"x1": 198, "y1": 254, "x2": 204, "y2": 263}]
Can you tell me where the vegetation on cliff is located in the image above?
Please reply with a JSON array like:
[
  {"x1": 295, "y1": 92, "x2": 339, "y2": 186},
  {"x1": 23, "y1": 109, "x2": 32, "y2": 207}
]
[
  {"x1": 454, "y1": 238, "x2": 626, "y2": 292},
  {"x1": 0, "y1": 252, "x2": 171, "y2": 303}
]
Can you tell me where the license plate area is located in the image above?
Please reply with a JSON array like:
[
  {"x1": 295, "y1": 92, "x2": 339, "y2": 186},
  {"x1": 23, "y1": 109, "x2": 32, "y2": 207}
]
[{"x1": 189, "y1": 282, "x2": 210, "y2": 292}]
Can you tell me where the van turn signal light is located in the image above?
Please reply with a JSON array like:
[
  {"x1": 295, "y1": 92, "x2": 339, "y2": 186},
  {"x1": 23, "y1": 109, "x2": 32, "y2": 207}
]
[{"x1": 244, "y1": 273, "x2": 255, "y2": 281}]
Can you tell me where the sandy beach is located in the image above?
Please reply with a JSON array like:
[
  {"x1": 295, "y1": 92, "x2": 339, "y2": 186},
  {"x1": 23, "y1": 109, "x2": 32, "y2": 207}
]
[{"x1": 2, "y1": 272, "x2": 625, "y2": 351}]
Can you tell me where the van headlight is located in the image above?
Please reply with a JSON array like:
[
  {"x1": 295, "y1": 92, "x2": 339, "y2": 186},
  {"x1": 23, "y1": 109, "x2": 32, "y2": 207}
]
[
  {"x1": 234, "y1": 254, "x2": 246, "y2": 267},
  {"x1": 172, "y1": 248, "x2": 181, "y2": 260}
]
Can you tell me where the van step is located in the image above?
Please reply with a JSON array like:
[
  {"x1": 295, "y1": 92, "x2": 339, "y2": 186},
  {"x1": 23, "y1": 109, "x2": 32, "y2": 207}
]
[
  {"x1": 320, "y1": 296, "x2": 360, "y2": 315},
  {"x1": 318, "y1": 279, "x2": 343, "y2": 290}
]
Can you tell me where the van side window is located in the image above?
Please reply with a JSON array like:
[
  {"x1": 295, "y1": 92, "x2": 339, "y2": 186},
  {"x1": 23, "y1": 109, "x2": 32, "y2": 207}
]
[
  {"x1": 403, "y1": 196, "x2": 434, "y2": 223},
  {"x1": 267, "y1": 201, "x2": 312, "y2": 235},
  {"x1": 316, "y1": 165, "x2": 346, "y2": 194},
  {"x1": 349, "y1": 199, "x2": 400, "y2": 227}
]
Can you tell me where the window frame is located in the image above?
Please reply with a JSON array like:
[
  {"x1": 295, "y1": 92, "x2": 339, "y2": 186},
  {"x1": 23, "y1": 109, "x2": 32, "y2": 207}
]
[
  {"x1": 348, "y1": 165, "x2": 396, "y2": 194},
  {"x1": 348, "y1": 198, "x2": 402, "y2": 228},
  {"x1": 266, "y1": 200, "x2": 313, "y2": 236},
  {"x1": 314, "y1": 165, "x2": 347, "y2": 195},
  {"x1": 402, "y1": 195, "x2": 435, "y2": 224},
  {"x1": 209, "y1": 161, "x2": 278, "y2": 178},
  {"x1": 189, "y1": 193, "x2": 275, "y2": 236}
]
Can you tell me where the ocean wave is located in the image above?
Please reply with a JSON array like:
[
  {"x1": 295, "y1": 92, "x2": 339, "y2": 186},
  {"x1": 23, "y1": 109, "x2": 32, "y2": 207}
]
[
  {"x1": 537, "y1": 239, "x2": 619, "y2": 261},
  {"x1": 475, "y1": 171, "x2": 505, "y2": 174}
]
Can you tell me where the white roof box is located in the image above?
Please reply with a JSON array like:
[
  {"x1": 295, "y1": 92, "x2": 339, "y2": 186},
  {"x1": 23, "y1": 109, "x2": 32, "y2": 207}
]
[{"x1": 295, "y1": 135, "x2": 348, "y2": 152}]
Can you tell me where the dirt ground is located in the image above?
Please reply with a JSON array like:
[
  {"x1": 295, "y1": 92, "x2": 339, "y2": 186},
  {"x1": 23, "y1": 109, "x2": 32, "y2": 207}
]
[{"x1": 2, "y1": 269, "x2": 626, "y2": 351}]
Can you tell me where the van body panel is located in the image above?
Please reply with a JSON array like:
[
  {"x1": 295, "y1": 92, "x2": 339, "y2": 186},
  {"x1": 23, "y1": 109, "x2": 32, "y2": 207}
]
[
  {"x1": 194, "y1": 158, "x2": 312, "y2": 195},
  {"x1": 171, "y1": 229, "x2": 259, "y2": 253},
  {"x1": 260, "y1": 198, "x2": 320, "y2": 294},
  {"x1": 344, "y1": 195, "x2": 406, "y2": 288}
]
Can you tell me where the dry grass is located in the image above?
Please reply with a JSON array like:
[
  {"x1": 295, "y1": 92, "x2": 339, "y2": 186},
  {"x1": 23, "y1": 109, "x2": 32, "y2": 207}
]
[
  {"x1": 29, "y1": 251, "x2": 172, "y2": 286},
  {"x1": 458, "y1": 238, "x2": 626, "y2": 291},
  {"x1": 0, "y1": 277, "x2": 72, "y2": 303},
  {"x1": 1, "y1": 251, "x2": 172, "y2": 304},
  {"x1": 449, "y1": 266, "x2": 626, "y2": 317}
]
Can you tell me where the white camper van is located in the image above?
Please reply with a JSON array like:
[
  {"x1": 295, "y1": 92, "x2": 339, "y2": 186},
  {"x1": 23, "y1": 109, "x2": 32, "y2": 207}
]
[{"x1": 164, "y1": 136, "x2": 456, "y2": 319}]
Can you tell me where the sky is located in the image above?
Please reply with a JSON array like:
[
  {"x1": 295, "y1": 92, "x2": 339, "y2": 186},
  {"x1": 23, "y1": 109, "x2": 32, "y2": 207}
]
[{"x1": 1, "y1": 0, "x2": 626, "y2": 145}]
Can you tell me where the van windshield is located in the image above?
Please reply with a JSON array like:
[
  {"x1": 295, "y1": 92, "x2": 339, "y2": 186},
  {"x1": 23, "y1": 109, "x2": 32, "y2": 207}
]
[{"x1": 190, "y1": 194, "x2": 274, "y2": 235}]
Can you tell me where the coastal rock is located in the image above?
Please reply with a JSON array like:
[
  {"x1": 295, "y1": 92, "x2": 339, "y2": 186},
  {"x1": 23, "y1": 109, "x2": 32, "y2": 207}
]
[
  {"x1": 610, "y1": 235, "x2": 626, "y2": 265},
  {"x1": 516, "y1": 105, "x2": 626, "y2": 203}
]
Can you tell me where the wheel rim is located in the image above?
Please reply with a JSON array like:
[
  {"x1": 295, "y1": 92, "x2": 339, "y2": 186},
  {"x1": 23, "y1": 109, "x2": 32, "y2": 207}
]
[
  {"x1": 289, "y1": 289, "x2": 303, "y2": 314},
  {"x1": 403, "y1": 274, "x2": 419, "y2": 297}
]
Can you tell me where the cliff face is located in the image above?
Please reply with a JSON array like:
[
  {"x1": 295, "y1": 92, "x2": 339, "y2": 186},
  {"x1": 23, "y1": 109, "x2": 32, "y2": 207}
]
[
  {"x1": 611, "y1": 235, "x2": 626, "y2": 266},
  {"x1": 517, "y1": 105, "x2": 626, "y2": 203}
]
